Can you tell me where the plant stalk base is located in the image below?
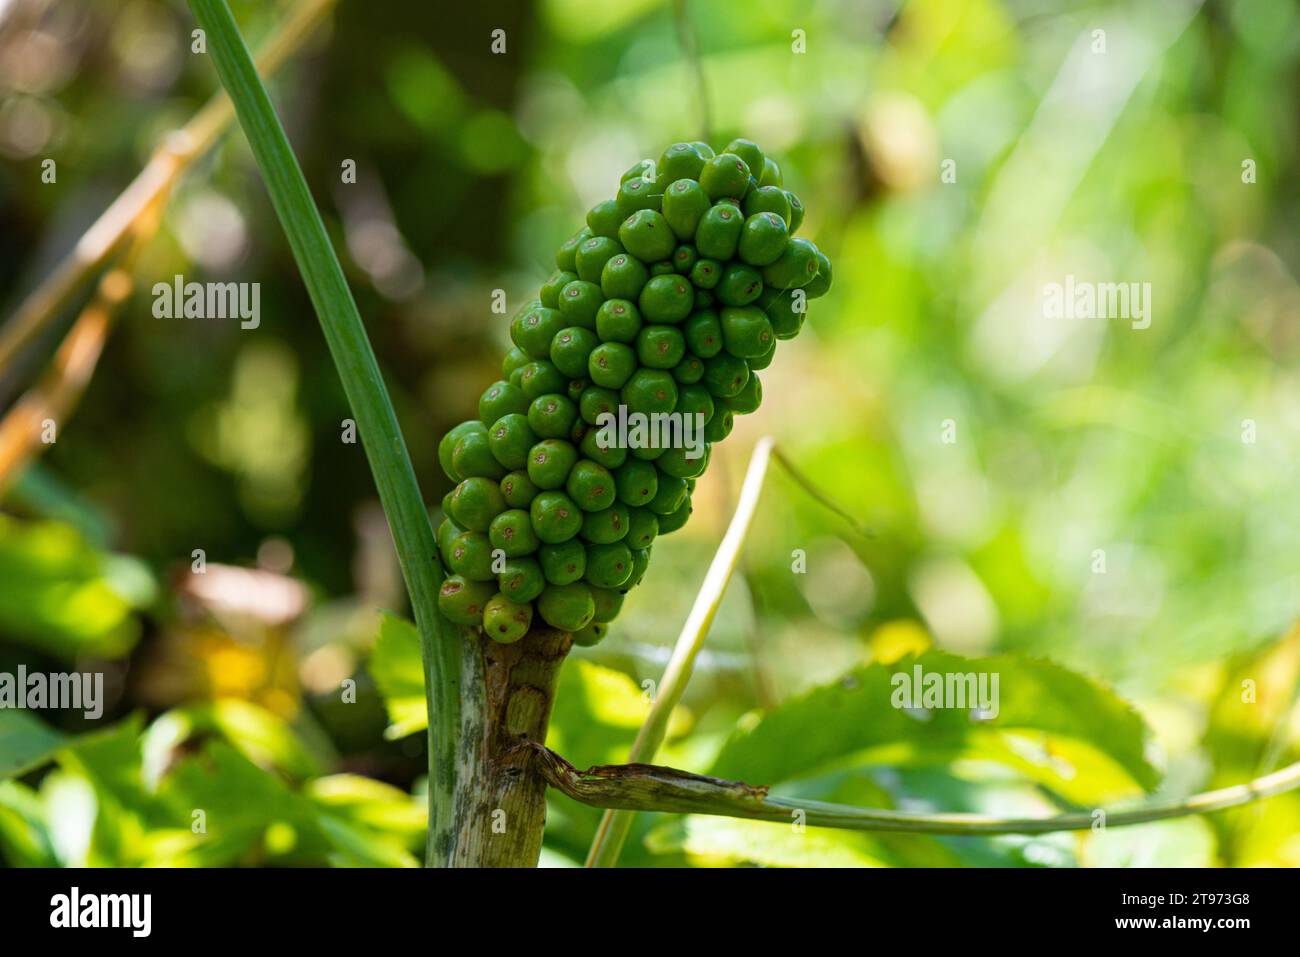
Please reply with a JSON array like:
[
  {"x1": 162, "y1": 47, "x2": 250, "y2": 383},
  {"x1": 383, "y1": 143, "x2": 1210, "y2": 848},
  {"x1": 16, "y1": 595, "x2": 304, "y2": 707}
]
[{"x1": 447, "y1": 624, "x2": 572, "y2": 867}]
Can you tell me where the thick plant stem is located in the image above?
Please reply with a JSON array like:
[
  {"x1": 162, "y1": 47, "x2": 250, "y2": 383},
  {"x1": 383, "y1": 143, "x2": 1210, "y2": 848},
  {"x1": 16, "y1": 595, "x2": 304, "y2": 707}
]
[
  {"x1": 449, "y1": 625, "x2": 573, "y2": 867},
  {"x1": 187, "y1": 0, "x2": 460, "y2": 867}
]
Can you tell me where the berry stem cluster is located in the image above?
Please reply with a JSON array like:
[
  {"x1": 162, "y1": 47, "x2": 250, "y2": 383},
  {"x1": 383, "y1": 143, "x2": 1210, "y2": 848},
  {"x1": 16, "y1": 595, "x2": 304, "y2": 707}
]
[{"x1": 437, "y1": 138, "x2": 833, "y2": 648}]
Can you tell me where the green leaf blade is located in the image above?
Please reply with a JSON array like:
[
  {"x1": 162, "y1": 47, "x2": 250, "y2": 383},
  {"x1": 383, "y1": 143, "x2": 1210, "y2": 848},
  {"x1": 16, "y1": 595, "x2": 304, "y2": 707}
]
[
  {"x1": 0, "y1": 711, "x2": 67, "y2": 781},
  {"x1": 709, "y1": 651, "x2": 1158, "y2": 804}
]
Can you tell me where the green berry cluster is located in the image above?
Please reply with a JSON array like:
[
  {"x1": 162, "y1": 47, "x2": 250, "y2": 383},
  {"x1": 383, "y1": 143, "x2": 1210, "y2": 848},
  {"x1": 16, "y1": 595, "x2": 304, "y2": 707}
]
[{"x1": 436, "y1": 138, "x2": 832, "y2": 647}]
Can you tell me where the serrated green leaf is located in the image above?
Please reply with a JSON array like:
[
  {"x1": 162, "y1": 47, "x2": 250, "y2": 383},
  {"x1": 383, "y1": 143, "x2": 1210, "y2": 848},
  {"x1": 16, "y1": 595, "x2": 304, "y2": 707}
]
[
  {"x1": 710, "y1": 651, "x2": 1158, "y2": 804},
  {"x1": 160, "y1": 741, "x2": 327, "y2": 864},
  {"x1": 369, "y1": 612, "x2": 427, "y2": 739}
]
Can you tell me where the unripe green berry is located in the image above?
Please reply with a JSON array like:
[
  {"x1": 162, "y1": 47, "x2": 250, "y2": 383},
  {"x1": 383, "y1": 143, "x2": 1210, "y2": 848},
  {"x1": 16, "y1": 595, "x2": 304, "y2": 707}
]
[
  {"x1": 556, "y1": 228, "x2": 591, "y2": 272},
  {"x1": 452, "y1": 431, "x2": 506, "y2": 480},
  {"x1": 724, "y1": 372, "x2": 763, "y2": 415},
  {"x1": 527, "y1": 438, "x2": 579, "y2": 490},
  {"x1": 498, "y1": 556, "x2": 546, "y2": 604},
  {"x1": 624, "y1": 507, "x2": 659, "y2": 549},
  {"x1": 438, "y1": 575, "x2": 496, "y2": 626},
  {"x1": 550, "y1": 326, "x2": 600, "y2": 379},
  {"x1": 748, "y1": 337, "x2": 777, "y2": 370},
  {"x1": 621, "y1": 368, "x2": 678, "y2": 415},
  {"x1": 579, "y1": 385, "x2": 620, "y2": 425},
  {"x1": 723, "y1": 139, "x2": 765, "y2": 180},
  {"x1": 675, "y1": 383, "x2": 715, "y2": 425},
  {"x1": 575, "y1": 236, "x2": 624, "y2": 283},
  {"x1": 558, "y1": 280, "x2": 603, "y2": 328},
  {"x1": 589, "y1": 586, "x2": 625, "y2": 624},
  {"x1": 636, "y1": 325, "x2": 686, "y2": 370},
  {"x1": 579, "y1": 427, "x2": 627, "y2": 469},
  {"x1": 621, "y1": 159, "x2": 655, "y2": 184},
  {"x1": 539, "y1": 539, "x2": 587, "y2": 585},
  {"x1": 720, "y1": 306, "x2": 774, "y2": 359},
  {"x1": 619, "y1": 208, "x2": 675, "y2": 262},
  {"x1": 625, "y1": 546, "x2": 652, "y2": 591},
  {"x1": 566, "y1": 459, "x2": 616, "y2": 512},
  {"x1": 540, "y1": 271, "x2": 578, "y2": 309},
  {"x1": 588, "y1": 342, "x2": 638, "y2": 389},
  {"x1": 479, "y1": 380, "x2": 529, "y2": 426},
  {"x1": 694, "y1": 204, "x2": 743, "y2": 260},
  {"x1": 450, "y1": 476, "x2": 507, "y2": 531},
  {"x1": 439, "y1": 420, "x2": 486, "y2": 482},
  {"x1": 647, "y1": 473, "x2": 688, "y2": 516},
  {"x1": 699, "y1": 153, "x2": 751, "y2": 200},
  {"x1": 448, "y1": 530, "x2": 496, "y2": 581},
  {"x1": 600, "y1": 256, "x2": 650, "y2": 302},
  {"x1": 487, "y1": 413, "x2": 537, "y2": 470},
  {"x1": 804, "y1": 250, "x2": 833, "y2": 299},
  {"x1": 657, "y1": 443, "x2": 710, "y2": 480},
  {"x1": 499, "y1": 470, "x2": 539, "y2": 509},
  {"x1": 738, "y1": 212, "x2": 789, "y2": 267},
  {"x1": 672, "y1": 354, "x2": 705, "y2": 384},
  {"x1": 702, "y1": 351, "x2": 750, "y2": 397},
  {"x1": 489, "y1": 508, "x2": 541, "y2": 557},
  {"x1": 530, "y1": 490, "x2": 582, "y2": 543},
  {"x1": 662, "y1": 178, "x2": 711, "y2": 240},
  {"x1": 703, "y1": 407, "x2": 734, "y2": 442},
  {"x1": 512, "y1": 305, "x2": 566, "y2": 359},
  {"x1": 595, "y1": 299, "x2": 643, "y2": 343},
  {"x1": 616, "y1": 177, "x2": 660, "y2": 217},
  {"x1": 614, "y1": 459, "x2": 658, "y2": 506},
  {"x1": 684, "y1": 310, "x2": 723, "y2": 357},
  {"x1": 715, "y1": 263, "x2": 765, "y2": 307},
  {"x1": 584, "y1": 542, "x2": 634, "y2": 589},
  {"x1": 656, "y1": 496, "x2": 693, "y2": 535},
  {"x1": 742, "y1": 185, "x2": 791, "y2": 223},
  {"x1": 502, "y1": 346, "x2": 530, "y2": 380},
  {"x1": 581, "y1": 503, "x2": 629, "y2": 544},
  {"x1": 764, "y1": 289, "x2": 807, "y2": 340},
  {"x1": 761, "y1": 237, "x2": 820, "y2": 290},
  {"x1": 586, "y1": 199, "x2": 623, "y2": 239},
  {"x1": 537, "y1": 582, "x2": 596, "y2": 632},
  {"x1": 519, "y1": 360, "x2": 568, "y2": 400},
  {"x1": 688, "y1": 258, "x2": 721, "y2": 290},
  {"x1": 784, "y1": 192, "x2": 805, "y2": 235},
  {"x1": 527, "y1": 393, "x2": 578, "y2": 439},
  {"x1": 638, "y1": 274, "x2": 693, "y2": 323},
  {"x1": 572, "y1": 621, "x2": 608, "y2": 647},
  {"x1": 759, "y1": 156, "x2": 783, "y2": 188},
  {"x1": 483, "y1": 593, "x2": 533, "y2": 644},
  {"x1": 658, "y1": 142, "x2": 708, "y2": 182}
]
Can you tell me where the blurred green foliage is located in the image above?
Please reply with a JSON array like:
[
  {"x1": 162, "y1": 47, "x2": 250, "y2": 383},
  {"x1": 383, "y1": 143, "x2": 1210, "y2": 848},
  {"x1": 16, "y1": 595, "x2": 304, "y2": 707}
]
[{"x1": 1, "y1": 0, "x2": 1298, "y2": 866}]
